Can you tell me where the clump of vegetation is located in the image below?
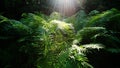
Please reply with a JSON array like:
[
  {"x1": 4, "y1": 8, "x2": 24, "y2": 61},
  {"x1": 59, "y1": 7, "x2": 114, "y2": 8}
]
[
  {"x1": 76, "y1": 27, "x2": 107, "y2": 44},
  {"x1": 71, "y1": 8, "x2": 120, "y2": 68},
  {"x1": 0, "y1": 8, "x2": 120, "y2": 68}
]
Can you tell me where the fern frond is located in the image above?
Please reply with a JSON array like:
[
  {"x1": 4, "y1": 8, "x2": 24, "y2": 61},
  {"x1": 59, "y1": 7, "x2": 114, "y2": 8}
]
[
  {"x1": 0, "y1": 15, "x2": 8, "y2": 23},
  {"x1": 81, "y1": 44, "x2": 105, "y2": 50}
]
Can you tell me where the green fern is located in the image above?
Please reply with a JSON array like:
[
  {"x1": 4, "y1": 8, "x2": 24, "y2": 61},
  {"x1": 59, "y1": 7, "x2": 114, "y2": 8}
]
[
  {"x1": 68, "y1": 43, "x2": 104, "y2": 68},
  {"x1": 85, "y1": 8, "x2": 120, "y2": 27},
  {"x1": 76, "y1": 27, "x2": 106, "y2": 44}
]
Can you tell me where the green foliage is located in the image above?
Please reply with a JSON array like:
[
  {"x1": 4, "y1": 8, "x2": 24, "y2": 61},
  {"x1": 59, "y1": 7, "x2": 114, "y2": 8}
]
[
  {"x1": 68, "y1": 43, "x2": 104, "y2": 68},
  {"x1": 105, "y1": 14, "x2": 120, "y2": 32},
  {"x1": 88, "y1": 10, "x2": 100, "y2": 16},
  {"x1": 70, "y1": 8, "x2": 120, "y2": 68},
  {"x1": 76, "y1": 27, "x2": 107, "y2": 44},
  {"x1": 0, "y1": 14, "x2": 48, "y2": 68},
  {"x1": 92, "y1": 33, "x2": 120, "y2": 48},
  {"x1": 53, "y1": 44, "x2": 94, "y2": 68},
  {"x1": 1, "y1": 8, "x2": 120, "y2": 68},
  {"x1": 49, "y1": 20, "x2": 75, "y2": 36},
  {"x1": 49, "y1": 12, "x2": 63, "y2": 21},
  {"x1": 0, "y1": 15, "x2": 8, "y2": 23},
  {"x1": 65, "y1": 8, "x2": 120, "y2": 33},
  {"x1": 34, "y1": 12, "x2": 49, "y2": 21},
  {"x1": 65, "y1": 10, "x2": 88, "y2": 31},
  {"x1": 21, "y1": 13, "x2": 47, "y2": 28},
  {"x1": 85, "y1": 8, "x2": 120, "y2": 27}
]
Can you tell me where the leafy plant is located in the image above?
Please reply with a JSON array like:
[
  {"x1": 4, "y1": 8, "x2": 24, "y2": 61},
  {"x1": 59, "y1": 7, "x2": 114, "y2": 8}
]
[
  {"x1": 1, "y1": 8, "x2": 120, "y2": 68},
  {"x1": 76, "y1": 27, "x2": 107, "y2": 44},
  {"x1": 65, "y1": 10, "x2": 88, "y2": 31},
  {"x1": 85, "y1": 8, "x2": 120, "y2": 27},
  {"x1": 51, "y1": 41, "x2": 104, "y2": 68}
]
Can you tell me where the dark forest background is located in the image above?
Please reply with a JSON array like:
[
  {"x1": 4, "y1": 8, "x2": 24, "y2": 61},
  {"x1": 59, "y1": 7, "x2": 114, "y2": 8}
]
[{"x1": 0, "y1": 0, "x2": 120, "y2": 19}]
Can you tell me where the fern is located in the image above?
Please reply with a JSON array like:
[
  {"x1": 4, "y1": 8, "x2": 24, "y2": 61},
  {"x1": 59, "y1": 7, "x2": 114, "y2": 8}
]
[
  {"x1": 65, "y1": 10, "x2": 88, "y2": 31},
  {"x1": 85, "y1": 8, "x2": 120, "y2": 27},
  {"x1": 1, "y1": 8, "x2": 120, "y2": 68},
  {"x1": 76, "y1": 27, "x2": 106, "y2": 44},
  {"x1": 49, "y1": 12, "x2": 63, "y2": 21},
  {"x1": 68, "y1": 43, "x2": 104, "y2": 68},
  {"x1": 80, "y1": 44, "x2": 104, "y2": 51},
  {"x1": 0, "y1": 15, "x2": 8, "y2": 23}
]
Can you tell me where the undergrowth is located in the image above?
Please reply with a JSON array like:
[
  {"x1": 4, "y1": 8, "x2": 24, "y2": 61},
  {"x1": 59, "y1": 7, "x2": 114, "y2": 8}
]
[{"x1": 0, "y1": 8, "x2": 120, "y2": 68}]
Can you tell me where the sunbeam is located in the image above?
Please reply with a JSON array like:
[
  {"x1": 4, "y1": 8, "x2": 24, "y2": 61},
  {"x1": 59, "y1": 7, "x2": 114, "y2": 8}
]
[{"x1": 50, "y1": 0, "x2": 85, "y2": 16}]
